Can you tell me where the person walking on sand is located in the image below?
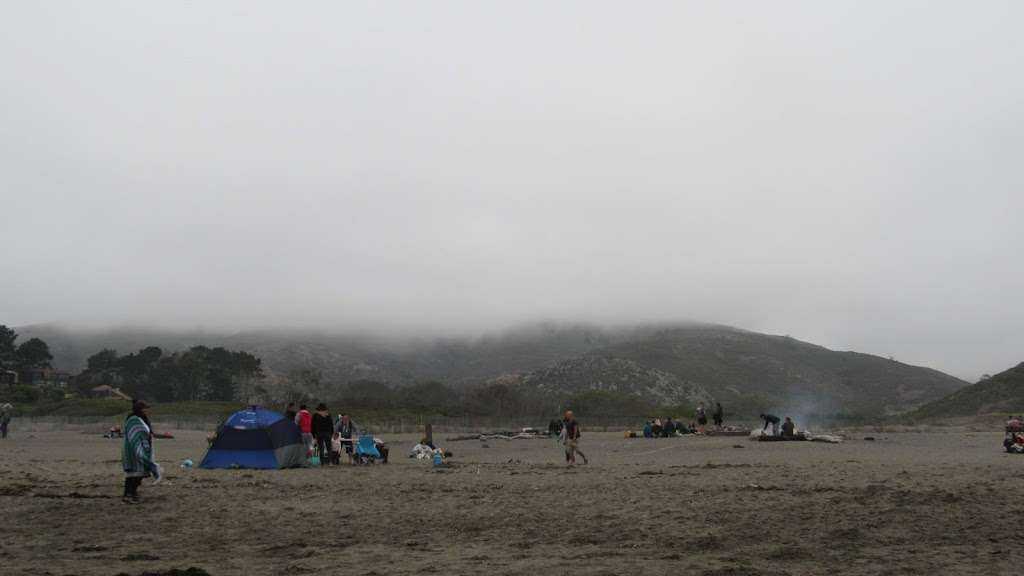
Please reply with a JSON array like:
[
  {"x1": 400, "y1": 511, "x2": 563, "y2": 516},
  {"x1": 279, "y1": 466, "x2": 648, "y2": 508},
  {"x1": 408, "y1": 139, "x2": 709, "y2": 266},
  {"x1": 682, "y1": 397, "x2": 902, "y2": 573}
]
[
  {"x1": 560, "y1": 410, "x2": 587, "y2": 466},
  {"x1": 696, "y1": 404, "x2": 708, "y2": 434},
  {"x1": 1, "y1": 403, "x2": 12, "y2": 439},
  {"x1": 122, "y1": 400, "x2": 161, "y2": 504}
]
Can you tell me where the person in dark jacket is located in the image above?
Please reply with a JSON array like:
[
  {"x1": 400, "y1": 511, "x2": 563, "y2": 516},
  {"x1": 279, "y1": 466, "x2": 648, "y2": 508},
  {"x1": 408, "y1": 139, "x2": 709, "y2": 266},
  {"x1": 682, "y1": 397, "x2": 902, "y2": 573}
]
[
  {"x1": 311, "y1": 404, "x2": 334, "y2": 463},
  {"x1": 781, "y1": 417, "x2": 797, "y2": 438},
  {"x1": 284, "y1": 402, "x2": 297, "y2": 424},
  {"x1": 548, "y1": 419, "x2": 563, "y2": 437},
  {"x1": 662, "y1": 418, "x2": 676, "y2": 437},
  {"x1": 760, "y1": 413, "x2": 781, "y2": 436},
  {"x1": 712, "y1": 402, "x2": 724, "y2": 428}
]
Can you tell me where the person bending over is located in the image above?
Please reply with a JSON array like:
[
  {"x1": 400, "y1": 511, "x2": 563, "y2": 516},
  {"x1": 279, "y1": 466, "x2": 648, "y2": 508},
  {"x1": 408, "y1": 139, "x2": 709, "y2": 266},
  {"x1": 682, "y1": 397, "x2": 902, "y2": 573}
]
[{"x1": 760, "y1": 413, "x2": 781, "y2": 437}]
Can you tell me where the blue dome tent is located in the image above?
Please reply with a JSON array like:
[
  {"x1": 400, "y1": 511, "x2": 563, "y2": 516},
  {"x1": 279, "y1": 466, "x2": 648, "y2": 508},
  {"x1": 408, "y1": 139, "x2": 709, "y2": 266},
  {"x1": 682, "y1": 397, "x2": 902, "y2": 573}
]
[{"x1": 200, "y1": 407, "x2": 306, "y2": 469}]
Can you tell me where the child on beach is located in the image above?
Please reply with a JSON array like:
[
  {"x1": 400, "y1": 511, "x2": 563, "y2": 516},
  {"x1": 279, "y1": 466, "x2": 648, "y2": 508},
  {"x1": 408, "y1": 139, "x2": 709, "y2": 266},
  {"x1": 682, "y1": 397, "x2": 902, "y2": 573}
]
[{"x1": 330, "y1": 432, "x2": 342, "y2": 465}]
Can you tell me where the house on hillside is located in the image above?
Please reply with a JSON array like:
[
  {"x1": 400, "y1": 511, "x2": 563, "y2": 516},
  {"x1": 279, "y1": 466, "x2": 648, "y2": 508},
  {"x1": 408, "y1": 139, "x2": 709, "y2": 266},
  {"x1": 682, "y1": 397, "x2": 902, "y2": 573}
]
[
  {"x1": 0, "y1": 370, "x2": 18, "y2": 385},
  {"x1": 17, "y1": 368, "x2": 71, "y2": 388}
]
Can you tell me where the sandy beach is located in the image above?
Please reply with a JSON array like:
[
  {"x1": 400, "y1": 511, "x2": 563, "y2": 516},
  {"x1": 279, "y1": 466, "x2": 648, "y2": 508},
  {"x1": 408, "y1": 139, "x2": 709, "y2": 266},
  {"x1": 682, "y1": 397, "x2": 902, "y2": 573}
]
[{"x1": 1, "y1": 427, "x2": 1020, "y2": 576}]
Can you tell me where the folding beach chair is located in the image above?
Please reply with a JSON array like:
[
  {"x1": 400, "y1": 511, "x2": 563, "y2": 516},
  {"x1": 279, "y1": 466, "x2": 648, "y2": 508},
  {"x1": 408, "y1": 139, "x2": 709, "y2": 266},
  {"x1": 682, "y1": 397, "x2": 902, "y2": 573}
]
[{"x1": 355, "y1": 434, "x2": 382, "y2": 463}]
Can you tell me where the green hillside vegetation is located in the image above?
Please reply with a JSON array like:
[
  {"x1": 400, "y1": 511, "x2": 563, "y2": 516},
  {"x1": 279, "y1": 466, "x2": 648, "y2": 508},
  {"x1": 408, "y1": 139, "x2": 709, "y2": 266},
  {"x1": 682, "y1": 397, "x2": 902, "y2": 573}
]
[{"x1": 906, "y1": 362, "x2": 1024, "y2": 420}]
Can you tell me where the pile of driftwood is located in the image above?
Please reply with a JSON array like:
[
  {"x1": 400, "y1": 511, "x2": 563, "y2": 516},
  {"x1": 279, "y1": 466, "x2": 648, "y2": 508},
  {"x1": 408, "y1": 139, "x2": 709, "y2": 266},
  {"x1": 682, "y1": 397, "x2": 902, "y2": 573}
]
[
  {"x1": 749, "y1": 430, "x2": 843, "y2": 444},
  {"x1": 446, "y1": 429, "x2": 553, "y2": 442},
  {"x1": 705, "y1": 426, "x2": 752, "y2": 437}
]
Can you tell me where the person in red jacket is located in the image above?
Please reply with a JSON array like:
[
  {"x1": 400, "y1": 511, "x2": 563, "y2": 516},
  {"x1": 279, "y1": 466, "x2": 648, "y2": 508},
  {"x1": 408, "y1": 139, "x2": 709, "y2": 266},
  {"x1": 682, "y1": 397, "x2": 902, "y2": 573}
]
[{"x1": 295, "y1": 404, "x2": 313, "y2": 453}]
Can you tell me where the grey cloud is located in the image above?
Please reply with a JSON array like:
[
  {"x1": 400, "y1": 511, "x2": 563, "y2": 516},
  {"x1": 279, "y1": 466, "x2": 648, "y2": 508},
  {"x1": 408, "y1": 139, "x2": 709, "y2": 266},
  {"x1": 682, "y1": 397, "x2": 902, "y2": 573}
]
[{"x1": 1, "y1": 1, "x2": 1021, "y2": 380}]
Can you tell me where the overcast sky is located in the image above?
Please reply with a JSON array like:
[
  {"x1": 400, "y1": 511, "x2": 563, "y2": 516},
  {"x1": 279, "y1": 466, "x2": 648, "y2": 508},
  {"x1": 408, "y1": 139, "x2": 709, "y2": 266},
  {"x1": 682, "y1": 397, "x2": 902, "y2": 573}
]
[{"x1": 1, "y1": 1, "x2": 1021, "y2": 380}]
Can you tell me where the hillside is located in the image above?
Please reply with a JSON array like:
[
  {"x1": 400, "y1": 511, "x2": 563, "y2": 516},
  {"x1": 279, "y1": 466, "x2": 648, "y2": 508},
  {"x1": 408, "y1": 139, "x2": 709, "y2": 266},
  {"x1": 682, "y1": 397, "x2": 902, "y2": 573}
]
[
  {"x1": 15, "y1": 322, "x2": 967, "y2": 417},
  {"x1": 505, "y1": 326, "x2": 967, "y2": 416},
  {"x1": 907, "y1": 362, "x2": 1024, "y2": 420},
  {"x1": 518, "y1": 354, "x2": 713, "y2": 407},
  {"x1": 604, "y1": 326, "x2": 965, "y2": 414}
]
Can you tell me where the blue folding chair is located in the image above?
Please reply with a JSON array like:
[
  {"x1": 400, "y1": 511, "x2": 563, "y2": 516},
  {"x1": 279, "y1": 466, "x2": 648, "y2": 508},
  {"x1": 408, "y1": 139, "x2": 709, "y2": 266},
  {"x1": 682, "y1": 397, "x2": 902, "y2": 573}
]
[{"x1": 356, "y1": 434, "x2": 381, "y2": 462}]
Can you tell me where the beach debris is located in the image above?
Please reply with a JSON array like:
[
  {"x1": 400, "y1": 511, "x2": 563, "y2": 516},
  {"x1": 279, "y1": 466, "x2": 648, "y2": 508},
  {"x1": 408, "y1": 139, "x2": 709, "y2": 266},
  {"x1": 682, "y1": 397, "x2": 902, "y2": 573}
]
[
  {"x1": 749, "y1": 430, "x2": 843, "y2": 443},
  {"x1": 446, "y1": 428, "x2": 553, "y2": 442}
]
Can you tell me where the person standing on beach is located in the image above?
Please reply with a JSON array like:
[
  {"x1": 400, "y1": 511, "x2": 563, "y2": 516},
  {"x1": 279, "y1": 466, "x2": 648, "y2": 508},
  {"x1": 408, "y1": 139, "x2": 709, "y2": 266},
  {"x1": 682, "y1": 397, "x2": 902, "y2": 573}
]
[
  {"x1": 296, "y1": 404, "x2": 313, "y2": 452},
  {"x1": 1, "y1": 403, "x2": 11, "y2": 439},
  {"x1": 696, "y1": 404, "x2": 708, "y2": 433},
  {"x1": 561, "y1": 410, "x2": 588, "y2": 466},
  {"x1": 311, "y1": 403, "x2": 334, "y2": 463},
  {"x1": 284, "y1": 402, "x2": 297, "y2": 424},
  {"x1": 712, "y1": 402, "x2": 724, "y2": 428},
  {"x1": 122, "y1": 400, "x2": 160, "y2": 504}
]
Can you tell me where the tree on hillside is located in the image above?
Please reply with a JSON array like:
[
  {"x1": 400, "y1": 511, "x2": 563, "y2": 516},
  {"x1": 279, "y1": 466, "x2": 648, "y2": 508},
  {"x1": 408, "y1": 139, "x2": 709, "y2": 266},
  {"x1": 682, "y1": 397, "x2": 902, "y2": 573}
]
[
  {"x1": 73, "y1": 344, "x2": 263, "y2": 403},
  {"x1": 118, "y1": 346, "x2": 164, "y2": 398},
  {"x1": 16, "y1": 338, "x2": 53, "y2": 369},
  {"x1": 230, "y1": 350, "x2": 264, "y2": 403},
  {"x1": 204, "y1": 347, "x2": 238, "y2": 401},
  {"x1": 0, "y1": 325, "x2": 18, "y2": 370},
  {"x1": 87, "y1": 349, "x2": 119, "y2": 372}
]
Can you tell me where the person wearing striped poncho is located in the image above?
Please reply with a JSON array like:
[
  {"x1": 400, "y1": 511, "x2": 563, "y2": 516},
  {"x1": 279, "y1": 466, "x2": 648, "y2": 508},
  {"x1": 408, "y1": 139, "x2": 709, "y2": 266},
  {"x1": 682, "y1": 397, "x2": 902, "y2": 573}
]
[{"x1": 122, "y1": 400, "x2": 160, "y2": 504}]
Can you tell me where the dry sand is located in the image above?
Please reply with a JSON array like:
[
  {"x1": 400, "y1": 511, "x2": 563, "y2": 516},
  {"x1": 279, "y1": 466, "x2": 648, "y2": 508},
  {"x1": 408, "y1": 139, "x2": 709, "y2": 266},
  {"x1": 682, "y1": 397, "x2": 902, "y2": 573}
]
[{"x1": 1, "y1": 426, "x2": 1021, "y2": 575}]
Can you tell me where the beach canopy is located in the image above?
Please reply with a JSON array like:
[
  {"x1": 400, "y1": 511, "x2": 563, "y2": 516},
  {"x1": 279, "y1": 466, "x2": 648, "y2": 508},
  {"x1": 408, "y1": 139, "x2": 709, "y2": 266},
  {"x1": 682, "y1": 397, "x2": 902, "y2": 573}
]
[{"x1": 200, "y1": 407, "x2": 306, "y2": 469}]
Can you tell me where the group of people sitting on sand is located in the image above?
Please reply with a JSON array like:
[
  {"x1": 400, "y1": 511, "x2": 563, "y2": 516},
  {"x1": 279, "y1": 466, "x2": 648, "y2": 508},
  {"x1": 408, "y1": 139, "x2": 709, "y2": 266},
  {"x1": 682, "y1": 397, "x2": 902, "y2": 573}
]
[
  {"x1": 284, "y1": 402, "x2": 388, "y2": 465},
  {"x1": 641, "y1": 402, "x2": 727, "y2": 437},
  {"x1": 642, "y1": 418, "x2": 695, "y2": 437}
]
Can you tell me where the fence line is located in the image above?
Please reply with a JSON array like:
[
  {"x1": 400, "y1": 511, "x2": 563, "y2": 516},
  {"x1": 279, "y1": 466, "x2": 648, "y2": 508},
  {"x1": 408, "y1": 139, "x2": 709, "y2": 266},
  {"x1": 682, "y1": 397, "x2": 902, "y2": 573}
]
[{"x1": 13, "y1": 415, "x2": 665, "y2": 434}]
